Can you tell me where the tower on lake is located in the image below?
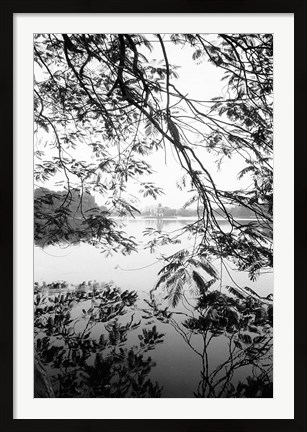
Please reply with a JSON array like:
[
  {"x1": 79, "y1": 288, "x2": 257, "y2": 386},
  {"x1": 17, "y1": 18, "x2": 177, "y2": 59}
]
[{"x1": 156, "y1": 203, "x2": 164, "y2": 219}]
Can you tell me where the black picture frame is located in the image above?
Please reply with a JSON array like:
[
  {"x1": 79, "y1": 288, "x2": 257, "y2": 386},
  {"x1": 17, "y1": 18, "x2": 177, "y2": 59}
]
[{"x1": 2, "y1": 0, "x2": 305, "y2": 431}]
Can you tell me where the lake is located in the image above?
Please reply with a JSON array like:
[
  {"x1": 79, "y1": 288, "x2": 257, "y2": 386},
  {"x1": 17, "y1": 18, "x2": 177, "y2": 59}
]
[{"x1": 34, "y1": 218, "x2": 273, "y2": 397}]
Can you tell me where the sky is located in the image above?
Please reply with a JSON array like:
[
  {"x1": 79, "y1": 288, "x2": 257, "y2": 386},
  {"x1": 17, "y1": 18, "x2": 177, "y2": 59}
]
[
  {"x1": 35, "y1": 35, "x2": 251, "y2": 209},
  {"x1": 122, "y1": 38, "x2": 250, "y2": 208}
]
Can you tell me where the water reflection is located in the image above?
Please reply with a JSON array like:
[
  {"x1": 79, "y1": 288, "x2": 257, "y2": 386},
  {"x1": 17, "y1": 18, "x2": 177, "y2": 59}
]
[
  {"x1": 34, "y1": 284, "x2": 164, "y2": 398},
  {"x1": 156, "y1": 218, "x2": 164, "y2": 232},
  {"x1": 34, "y1": 219, "x2": 273, "y2": 398},
  {"x1": 145, "y1": 285, "x2": 273, "y2": 398},
  {"x1": 34, "y1": 282, "x2": 272, "y2": 398}
]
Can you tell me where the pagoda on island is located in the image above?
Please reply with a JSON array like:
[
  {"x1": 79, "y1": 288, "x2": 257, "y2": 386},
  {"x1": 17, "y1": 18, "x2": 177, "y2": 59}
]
[
  {"x1": 156, "y1": 203, "x2": 164, "y2": 219},
  {"x1": 148, "y1": 203, "x2": 164, "y2": 219}
]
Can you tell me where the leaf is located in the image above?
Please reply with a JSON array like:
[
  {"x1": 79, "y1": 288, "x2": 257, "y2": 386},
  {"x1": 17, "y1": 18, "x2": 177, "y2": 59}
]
[
  {"x1": 144, "y1": 119, "x2": 159, "y2": 137},
  {"x1": 183, "y1": 195, "x2": 198, "y2": 209},
  {"x1": 192, "y1": 49, "x2": 203, "y2": 61},
  {"x1": 242, "y1": 286, "x2": 262, "y2": 299},
  {"x1": 239, "y1": 332, "x2": 252, "y2": 345},
  {"x1": 152, "y1": 273, "x2": 170, "y2": 290},
  {"x1": 248, "y1": 325, "x2": 260, "y2": 334},
  {"x1": 226, "y1": 285, "x2": 246, "y2": 300},
  {"x1": 238, "y1": 165, "x2": 255, "y2": 180},
  {"x1": 197, "y1": 259, "x2": 218, "y2": 279},
  {"x1": 192, "y1": 271, "x2": 208, "y2": 294},
  {"x1": 170, "y1": 278, "x2": 183, "y2": 307},
  {"x1": 234, "y1": 340, "x2": 243, "y2": 350}
]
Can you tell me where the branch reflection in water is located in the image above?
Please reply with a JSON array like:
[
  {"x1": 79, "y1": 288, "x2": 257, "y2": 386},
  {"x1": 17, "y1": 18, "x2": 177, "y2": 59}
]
[{"x1": 34, "y1": 283, "x2": 164, "y2": 398}]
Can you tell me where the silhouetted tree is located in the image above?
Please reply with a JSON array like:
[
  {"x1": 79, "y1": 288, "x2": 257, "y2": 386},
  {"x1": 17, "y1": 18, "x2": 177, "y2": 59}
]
[
  {"x1": 34, "y1": 33, "x2": 273, "y2": 279},
  {"x1": 34, "y1": 35, "x2": 273, "y2": 398},
  {"x1": 34, "y1": 283, "x2": 164, "y2": 397}
]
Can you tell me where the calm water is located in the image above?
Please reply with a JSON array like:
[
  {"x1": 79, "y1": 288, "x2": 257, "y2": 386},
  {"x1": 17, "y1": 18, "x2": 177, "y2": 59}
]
[{"x1": 34, "y1": 218, "x2": 273, "y2": 397}]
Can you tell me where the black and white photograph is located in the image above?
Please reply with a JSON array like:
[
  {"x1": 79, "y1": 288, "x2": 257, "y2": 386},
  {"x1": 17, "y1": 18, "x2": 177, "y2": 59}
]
[{"x1": 33, "y1": 33, "x2": 273, "y2": 399}]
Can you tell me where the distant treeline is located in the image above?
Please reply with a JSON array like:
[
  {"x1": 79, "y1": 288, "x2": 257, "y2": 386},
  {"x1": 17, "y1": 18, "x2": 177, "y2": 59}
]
[
  {"x1": 34, "y1": 188, "x2": 107, "y2": 246},
  {"x1": 141, "y1": 206, "x2": 197, "y2": 218},
  {"x1": 34, "y1": 187, "x2": 256, "y2": 247},
  {"x1": 223, "y1": 206, "x2": 256, "y2": 219},
  {"x1": 141, "y1": 206, "x2": 256, "y2": 219}
]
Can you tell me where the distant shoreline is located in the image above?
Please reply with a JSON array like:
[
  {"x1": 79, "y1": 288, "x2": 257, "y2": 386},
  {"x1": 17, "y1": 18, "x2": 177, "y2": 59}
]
[{"x1": 115, "y1": 216, "x2": 259, "y2": 222}]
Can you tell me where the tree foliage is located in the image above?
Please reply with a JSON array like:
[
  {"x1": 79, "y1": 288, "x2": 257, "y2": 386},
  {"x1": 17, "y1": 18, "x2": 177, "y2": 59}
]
[
  {"x1": 142, "y1": 276, "x2": 272, "y2": 398},
  {"x1": 34, "y1": 33, "x2": 274, "y2": 398},
  {"x1": 34, "y1": 33, "x2": 273, "y2": 279},
  {"x1": 34, "y1": 283, "x2": 164, "y2": 397}
]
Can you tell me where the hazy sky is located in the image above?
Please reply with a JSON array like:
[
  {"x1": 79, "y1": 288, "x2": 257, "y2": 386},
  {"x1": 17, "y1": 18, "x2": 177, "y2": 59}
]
[
  {"x1": 35, "y1": 35, "x2": 251, "y2": 209},
  {"x1": 124, "y1": 38, "x2": 250, "y2": 208}
]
